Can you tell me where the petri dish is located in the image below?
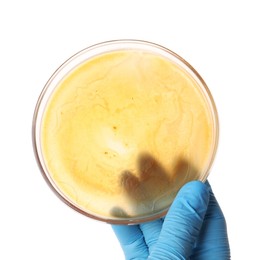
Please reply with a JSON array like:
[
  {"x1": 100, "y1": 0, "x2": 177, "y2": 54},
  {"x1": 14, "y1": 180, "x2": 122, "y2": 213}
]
[{"x1": 32, "y1": 40, "x2": 219, "y2": 224}]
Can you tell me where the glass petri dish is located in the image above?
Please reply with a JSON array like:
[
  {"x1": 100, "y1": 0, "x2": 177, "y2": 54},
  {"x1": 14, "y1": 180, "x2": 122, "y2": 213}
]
[{"x1": 32, "y1": 40, "x2": 219, "y2": 224}]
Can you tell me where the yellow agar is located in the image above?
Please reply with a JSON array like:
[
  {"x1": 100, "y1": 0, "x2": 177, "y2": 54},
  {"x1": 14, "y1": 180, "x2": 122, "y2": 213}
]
[{"x1": 41, "y1": 50, "x2": 215, "y2": 219}]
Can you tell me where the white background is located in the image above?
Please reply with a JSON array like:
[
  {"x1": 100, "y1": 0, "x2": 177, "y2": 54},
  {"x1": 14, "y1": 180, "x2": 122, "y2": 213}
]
[{"x1": 1, "y1": 1, "x2": 259, "y2": 259}]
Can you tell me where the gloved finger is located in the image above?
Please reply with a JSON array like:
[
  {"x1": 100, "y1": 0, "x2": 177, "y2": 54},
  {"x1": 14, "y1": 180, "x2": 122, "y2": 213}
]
[
  {"x1": 111, "y1": 224, "x2": 148, "y2": 259},
  {"x1": 149, "y1": 181, "x2": 210, "y2": 259},
  {"x1": 191, "y1": 181, "x2": 230, "y2": 259},
  {"x1": 139, "y1": 218, "x2": 163, "y2": 253}
]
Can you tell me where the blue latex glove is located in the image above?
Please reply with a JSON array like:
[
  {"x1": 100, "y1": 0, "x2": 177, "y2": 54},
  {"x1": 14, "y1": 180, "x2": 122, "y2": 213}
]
[{"x1": 112, "y1": 181, "x2": 230, "y2": 259}]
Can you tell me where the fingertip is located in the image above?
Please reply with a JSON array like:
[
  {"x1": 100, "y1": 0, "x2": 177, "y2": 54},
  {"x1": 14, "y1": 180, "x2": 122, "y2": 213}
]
[
  {"x1": 166, "y1": 180, "x2": 210, "y2": 220},
  {"x1": 177, "y1": 180, "x2": 210, "y2": 202},
  {"x1": 181, "y1": 180, "x2": 209, "y2": 192}
]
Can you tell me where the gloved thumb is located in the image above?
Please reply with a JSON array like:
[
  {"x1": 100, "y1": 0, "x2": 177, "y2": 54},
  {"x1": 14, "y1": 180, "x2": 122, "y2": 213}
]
[{"x1": 148, "y1": 181, "x2": 210, "y2": 260}]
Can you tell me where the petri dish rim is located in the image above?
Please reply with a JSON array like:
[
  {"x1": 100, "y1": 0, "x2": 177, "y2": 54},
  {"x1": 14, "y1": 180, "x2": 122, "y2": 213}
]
[{"x1": 32, "y1": 39, "x2": 219, "y2": 224}]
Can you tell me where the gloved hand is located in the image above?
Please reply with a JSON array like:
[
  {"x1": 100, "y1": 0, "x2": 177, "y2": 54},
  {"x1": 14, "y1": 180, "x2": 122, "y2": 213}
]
[{"x1": 112, "y1": 181, "x2": 230, "y2": 259}]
